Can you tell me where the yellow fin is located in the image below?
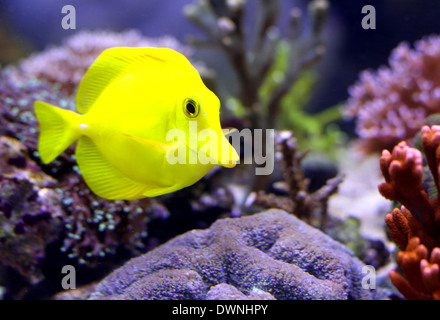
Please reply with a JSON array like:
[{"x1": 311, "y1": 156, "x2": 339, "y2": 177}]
[
  {"x1": 142, "y1": 186, "x2": 180, "y2": 198},
  {"x1": 76, "y1": 136, "x2": 148, "y2": 200},
  {"x1": 76, "y1": 47, "x2": 192, "y2": 114},
  {"x1": 34, "y1": 101, "x2": 81, "y2": 164},
  {"x1": 118, "y1": 132, "x2": 170, "y2": 153}
]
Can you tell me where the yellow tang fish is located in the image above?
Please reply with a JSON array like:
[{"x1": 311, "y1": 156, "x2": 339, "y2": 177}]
[{"x1": 34, "y1": 47, "x2": 239, "y2": 200}]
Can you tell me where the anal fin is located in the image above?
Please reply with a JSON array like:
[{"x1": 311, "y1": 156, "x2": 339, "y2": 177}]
[{"x1": 76, "y1": 136, "x2": 148, "y2": 200}]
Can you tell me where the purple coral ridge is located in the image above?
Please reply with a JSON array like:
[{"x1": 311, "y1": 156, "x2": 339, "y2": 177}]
[
  {"x1": 88, "y1": 210, "x2": 385, "y2": 300},
  {"x1": 344, "y1": 35, "x2": 440, "y2": 153}
]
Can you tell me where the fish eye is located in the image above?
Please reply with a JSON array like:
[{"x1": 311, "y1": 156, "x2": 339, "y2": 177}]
[{"x1": 183, "y1": 99, "x2": 199, "y2": 118}]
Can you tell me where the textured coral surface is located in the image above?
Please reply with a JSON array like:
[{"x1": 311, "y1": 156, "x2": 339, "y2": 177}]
[
  {"x1": 12, "y1": 30, "x2": 191, "y2": 95},
  {"x1": 345, "y1": 35, "x2": 440, "y2": 153},
  {"x1": 88, "y1": 209, "x2": 385, "y2": 300},
  {"x1": 0, "y1": 136, "x2": 63, "y2": 284}
]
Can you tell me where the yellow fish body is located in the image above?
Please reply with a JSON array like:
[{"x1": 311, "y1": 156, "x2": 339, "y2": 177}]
[{"x1": 34, "y1": 47, "x2": 239, "y2": 200}]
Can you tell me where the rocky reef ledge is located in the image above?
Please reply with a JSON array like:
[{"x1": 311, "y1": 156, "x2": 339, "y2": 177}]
[{"x1": 87, "y1": 209, "x2": 386, "y2": 300}]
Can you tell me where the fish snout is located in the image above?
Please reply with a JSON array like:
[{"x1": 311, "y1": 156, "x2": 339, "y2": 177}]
[{"x1": 219, "y1": 133, "x2": 239, "y2": 168}]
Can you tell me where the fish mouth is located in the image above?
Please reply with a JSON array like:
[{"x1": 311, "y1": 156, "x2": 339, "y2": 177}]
[{"x1": 216, "y1": 132, "x2": 239, "y2": 168}]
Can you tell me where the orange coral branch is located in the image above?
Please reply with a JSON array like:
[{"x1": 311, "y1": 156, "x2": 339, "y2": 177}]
[
  {"x1": 389, "y1": 269, "x2": 433, "y2": 300},
  {"x1": 379, "y1": 125, "x2": 440, "y2": 299},
  {"x1": 421, "y1": 125, "x2": 440, "y2": 192},
  {"x1": 390, "y1": 237, "x2": 440, "y2": 299},
  {"x1": 379, "y1": 141, "x2": 438, "y2": 235},
  {"x1": 385, "y1": 207, "x2": 412, "y2": 250}
]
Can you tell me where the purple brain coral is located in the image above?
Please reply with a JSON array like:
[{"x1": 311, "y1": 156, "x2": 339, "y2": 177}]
[{"x1": 88, "y1": 210, "x2": 385, "y2": 300}]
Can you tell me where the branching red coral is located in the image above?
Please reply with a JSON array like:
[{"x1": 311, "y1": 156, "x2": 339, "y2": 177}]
[
  {"x1": 389, "y1": 237, "x2": 433, "y2": 300},
  {"x1": 379, "y1": 140, "x2": 438, "y2": 237},
  {"x1": 379, "y1": 125, "x2": 440, "y2": 299}
]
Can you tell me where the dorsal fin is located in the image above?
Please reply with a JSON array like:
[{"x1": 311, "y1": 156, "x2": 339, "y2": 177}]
[{"x1": 75, "y1": 47, "x2": 193, "y2": 114}]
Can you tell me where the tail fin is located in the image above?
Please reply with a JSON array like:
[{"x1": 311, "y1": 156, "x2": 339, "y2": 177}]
[{"x1": 34, "y1": 101, "x2": 82, "y2": 164}]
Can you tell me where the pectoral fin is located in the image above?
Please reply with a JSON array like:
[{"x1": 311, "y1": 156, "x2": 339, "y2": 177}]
[
  {"x1": 117, "y1": 132, "x2": 170, "y2": 154},
  {"x1": 116, "y1": 132, "x2": 177, "y2": 188}
]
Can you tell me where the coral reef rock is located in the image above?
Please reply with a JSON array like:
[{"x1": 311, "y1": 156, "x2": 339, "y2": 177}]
[
  {"x1": 0, "y1": 136, "x2": 63, "y2": 284},
  {"x1": 12, "y1": 29, "x2": 192, "y2": 95},
  {"x1": 88, "y1": 209, "x2": 386, "y2": 300}
]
